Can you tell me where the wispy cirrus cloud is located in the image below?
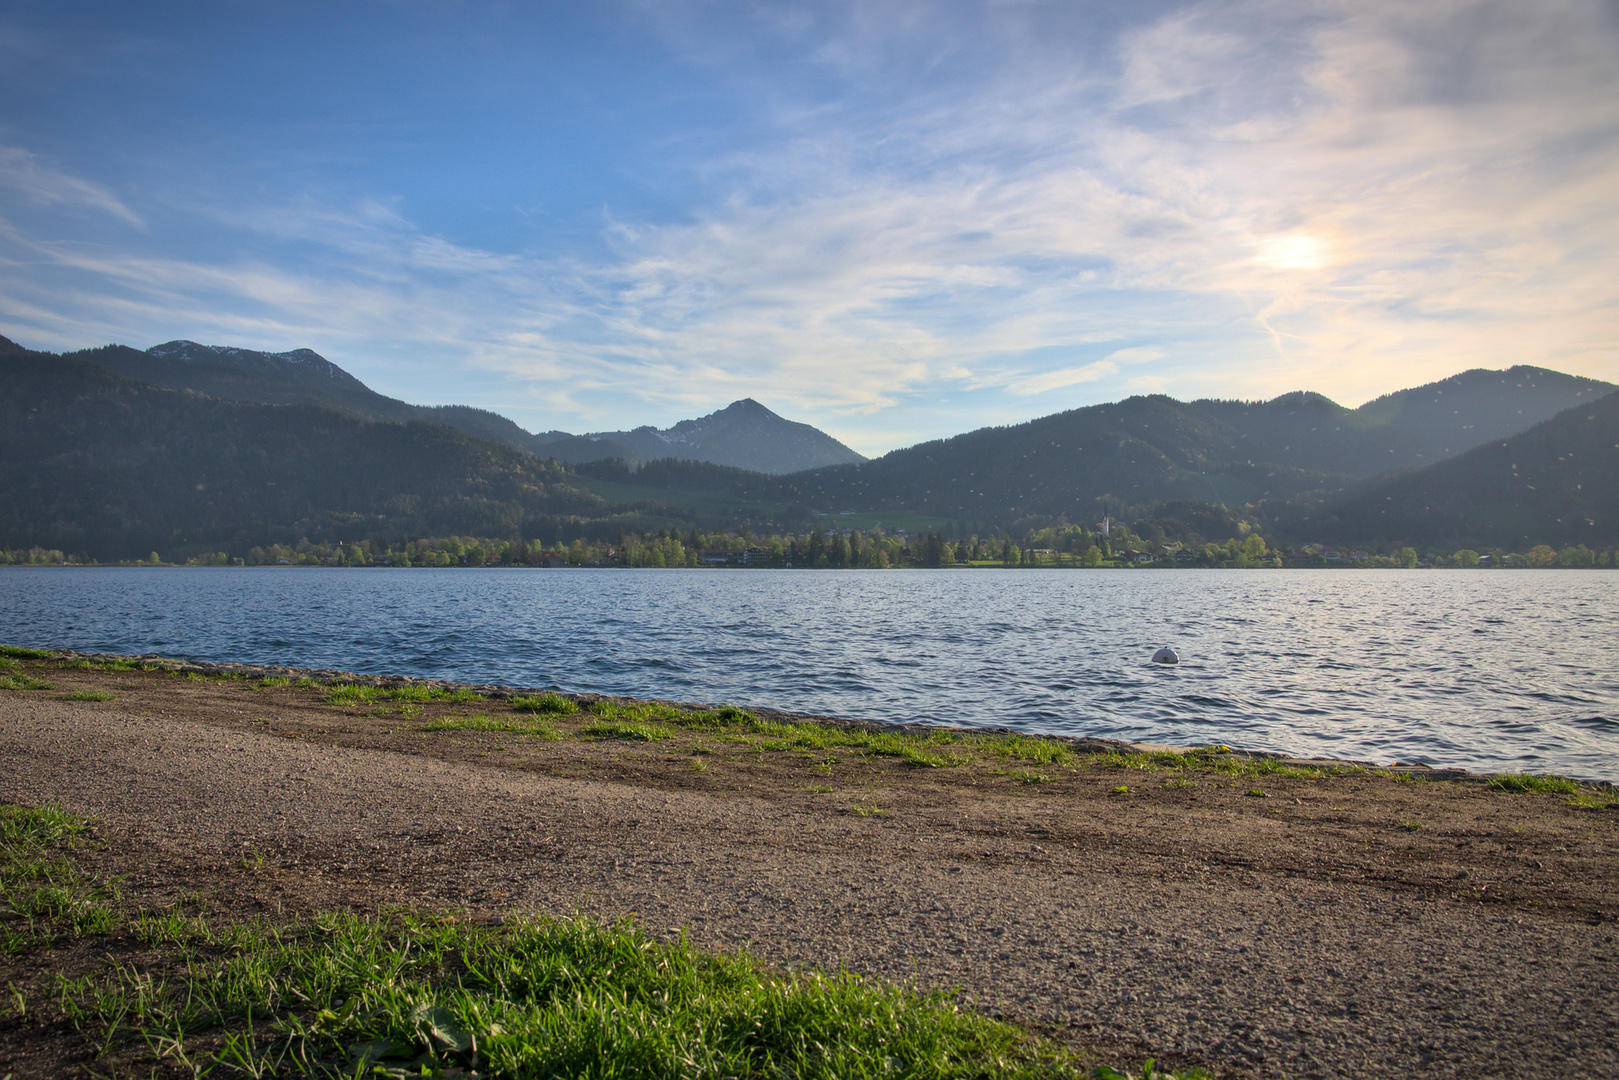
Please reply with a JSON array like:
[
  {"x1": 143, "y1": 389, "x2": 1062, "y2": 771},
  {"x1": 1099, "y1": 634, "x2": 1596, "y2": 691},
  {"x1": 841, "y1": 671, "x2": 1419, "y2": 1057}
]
[
  {"x1": 0, "y1": 0, "x2": 1615, "y2": 453},
  {"x1": 0, "y1": 145, "x2": 144, "y2": 228}
]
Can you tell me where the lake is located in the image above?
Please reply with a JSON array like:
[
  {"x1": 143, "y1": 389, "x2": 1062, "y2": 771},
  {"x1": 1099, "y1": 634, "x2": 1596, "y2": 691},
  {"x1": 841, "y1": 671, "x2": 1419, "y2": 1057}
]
[{"x1": 2, "y1": 567, "x2": 1615, "y2": 780}]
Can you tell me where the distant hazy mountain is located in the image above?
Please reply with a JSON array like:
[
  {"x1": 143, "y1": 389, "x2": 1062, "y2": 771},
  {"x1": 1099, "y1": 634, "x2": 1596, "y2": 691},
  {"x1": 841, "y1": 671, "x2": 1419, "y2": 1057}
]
[
  {"x1": 1300, "y1": 389, "x2": 1619, "y2": 548},
  {"x1": 582, "y1": 398, "x2": 866, "y2": 474},
  {"x1": 1188, "y1": 366, "x2": 1613, "y2": 477}
]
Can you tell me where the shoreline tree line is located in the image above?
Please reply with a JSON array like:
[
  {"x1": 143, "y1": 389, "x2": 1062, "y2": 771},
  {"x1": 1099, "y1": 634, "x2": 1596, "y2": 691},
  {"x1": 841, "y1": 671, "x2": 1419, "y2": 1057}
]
[{"x1": 3, "y1": 527, "x2": 1611, "y2": 571}]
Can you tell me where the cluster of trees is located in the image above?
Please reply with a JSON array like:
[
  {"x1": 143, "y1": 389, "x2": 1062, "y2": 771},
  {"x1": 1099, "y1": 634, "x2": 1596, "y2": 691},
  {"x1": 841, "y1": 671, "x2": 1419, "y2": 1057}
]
[
  {"x1": 240, "y1": 536, "x2": 562, "y2": 567},
  {"x1": 6, "y1": 529, "x2": 1611, "y2": 574},
  {"x1": 0, "y1": 546, "x2": 75, "y2": 565}
]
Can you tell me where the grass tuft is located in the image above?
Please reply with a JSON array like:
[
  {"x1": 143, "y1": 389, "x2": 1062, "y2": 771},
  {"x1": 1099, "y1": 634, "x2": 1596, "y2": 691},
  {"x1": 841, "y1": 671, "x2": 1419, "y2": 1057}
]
[
  {"x1": 0, "y1": 672, "x2": 54, "y2": 691},
  {"x1": 58, "y1": 690, "x2": 115, "y2": 702},
  {"x1": 0, "y1": 644, "x2": 54, "y2": 660},
  {"x1": 326, "y1": 683, "x2": 482, "y2": 706},
  {"x1": 509, "y1": 692, "x2": 579, "y2": 716},
  {"x1": 56, "y1": 658, "x2": 139, "y2": 671},
  {"x1": 1, "y1": 804, "x2": 118, "y2": 950},
  {"x1": 421, "y1": 714, "x2": 562, "y2": 740},
  {"x1": 582, "y1": 720, "x2": 677, "y2": 742},
  {"x1": 1487, "y1": 773, "x2": 1582, "y2": 795},
  {"x1": 54, "y1": 910, "x2": 1105, "y2": 1078}
]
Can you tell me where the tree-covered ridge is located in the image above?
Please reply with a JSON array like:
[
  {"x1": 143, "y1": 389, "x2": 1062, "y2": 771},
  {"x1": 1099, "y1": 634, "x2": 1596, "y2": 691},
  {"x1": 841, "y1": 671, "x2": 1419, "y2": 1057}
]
[
  {"x1": 0, "y1": 349, "x2": 610, "y2": 561},
  {"x1": 5, "y1": 334, "x2": 1616, "y2": 562},
  {"x1": 1304, "y1": 387, "x2": 1619, "y2": 549},
  {"x1": 1187, "y1": 365, "x2": 1613, "y2": 478}
]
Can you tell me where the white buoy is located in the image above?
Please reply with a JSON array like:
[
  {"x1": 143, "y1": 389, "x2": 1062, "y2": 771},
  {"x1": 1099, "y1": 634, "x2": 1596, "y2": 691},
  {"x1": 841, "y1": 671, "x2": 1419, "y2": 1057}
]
[{"x1": 1151, "y1": 647, "x2": 1179, "y2": 665}]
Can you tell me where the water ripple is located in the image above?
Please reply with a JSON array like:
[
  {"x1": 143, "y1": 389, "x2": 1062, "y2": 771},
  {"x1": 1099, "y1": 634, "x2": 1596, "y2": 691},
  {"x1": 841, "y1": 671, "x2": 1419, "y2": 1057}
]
[{"x1": 1, "y1": 567, "x2": 1616, "y2": 781}]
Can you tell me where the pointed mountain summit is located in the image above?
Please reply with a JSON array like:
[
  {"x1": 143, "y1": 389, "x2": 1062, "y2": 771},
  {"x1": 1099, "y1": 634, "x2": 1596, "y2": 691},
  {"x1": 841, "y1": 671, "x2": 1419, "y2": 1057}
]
[{"x1": 581, "y1": 398, "x2": 865, "y2": 474}]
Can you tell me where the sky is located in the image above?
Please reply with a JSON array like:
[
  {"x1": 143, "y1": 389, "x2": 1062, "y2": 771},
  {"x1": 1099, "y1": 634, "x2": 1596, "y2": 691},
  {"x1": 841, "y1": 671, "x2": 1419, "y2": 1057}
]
[{"x1": 2, "y1": 0, "x2": 1616, "y2": 456}]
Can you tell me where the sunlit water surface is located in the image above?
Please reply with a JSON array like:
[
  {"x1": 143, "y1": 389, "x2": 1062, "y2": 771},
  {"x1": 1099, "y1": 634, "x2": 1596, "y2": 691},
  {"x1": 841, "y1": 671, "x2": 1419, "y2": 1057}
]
[{"x1": 2, "y1": 568, "x2": 1615, "y2": 780}]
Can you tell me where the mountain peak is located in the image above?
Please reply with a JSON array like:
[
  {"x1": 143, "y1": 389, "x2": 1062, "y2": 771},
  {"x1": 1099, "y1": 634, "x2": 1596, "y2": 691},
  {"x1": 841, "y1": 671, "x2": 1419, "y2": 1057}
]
[{"x1": 581, "y1": 398, "x2": 864, "y2": 474}]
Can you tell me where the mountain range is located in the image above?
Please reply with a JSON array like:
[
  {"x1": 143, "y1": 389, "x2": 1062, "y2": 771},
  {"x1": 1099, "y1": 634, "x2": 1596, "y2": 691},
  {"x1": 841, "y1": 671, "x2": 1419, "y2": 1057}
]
[
  {"x1": 3, "y1": 333, "x2": 1615, "y2": 557},
  {"x1": 74, "y1": 339, "x2": 862, "y2": 474}
]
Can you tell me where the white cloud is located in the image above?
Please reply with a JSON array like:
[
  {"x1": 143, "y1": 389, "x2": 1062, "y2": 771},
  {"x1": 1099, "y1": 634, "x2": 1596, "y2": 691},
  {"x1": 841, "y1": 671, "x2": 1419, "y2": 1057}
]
[
  {"x1": 2, "y1": 0, "x2": 1616, "y2": 450},
  {"x1": 0, "y1": 145, "x2": 144, "y2": 228},
  {"x1": 1006, "y1": 360, "x2": 1118, "y2": 396}
]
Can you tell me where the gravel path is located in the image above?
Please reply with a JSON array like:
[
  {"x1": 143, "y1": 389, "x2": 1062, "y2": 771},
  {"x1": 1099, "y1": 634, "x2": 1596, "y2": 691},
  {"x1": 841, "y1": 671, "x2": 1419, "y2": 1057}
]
[{"x1": 2, "y1": 686, "x2": 1616, "y2": 1078}]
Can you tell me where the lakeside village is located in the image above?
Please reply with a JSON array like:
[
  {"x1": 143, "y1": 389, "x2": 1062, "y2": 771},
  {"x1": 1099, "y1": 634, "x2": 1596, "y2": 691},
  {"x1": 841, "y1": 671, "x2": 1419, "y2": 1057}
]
[{"x1": 4, "y1": 520, "x2": 1614, "y2": 570}]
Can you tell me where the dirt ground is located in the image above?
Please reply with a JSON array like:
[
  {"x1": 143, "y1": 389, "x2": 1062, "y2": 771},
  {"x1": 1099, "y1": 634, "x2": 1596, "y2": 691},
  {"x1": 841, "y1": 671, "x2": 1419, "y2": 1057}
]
[{"x1": 2, "y1": 653, "x2": 1617, "y2": 1078}]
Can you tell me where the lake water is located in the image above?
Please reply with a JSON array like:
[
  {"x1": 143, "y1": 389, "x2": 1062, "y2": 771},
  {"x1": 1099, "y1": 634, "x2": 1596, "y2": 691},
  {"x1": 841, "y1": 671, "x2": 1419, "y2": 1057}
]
[{"x1": 2, "y1": 567, "x2": 1615, "y2": 781}]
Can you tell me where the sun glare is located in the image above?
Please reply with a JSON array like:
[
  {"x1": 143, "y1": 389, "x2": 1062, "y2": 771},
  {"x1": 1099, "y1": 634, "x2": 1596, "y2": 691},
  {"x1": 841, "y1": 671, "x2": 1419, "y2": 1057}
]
[{"x1": 1259, "y1": 233, "x2": 1331, "y2": 271}]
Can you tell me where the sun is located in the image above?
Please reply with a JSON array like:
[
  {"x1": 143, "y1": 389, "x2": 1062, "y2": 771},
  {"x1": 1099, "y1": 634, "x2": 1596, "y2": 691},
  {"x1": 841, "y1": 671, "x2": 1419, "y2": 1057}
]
[{"x1": 1259, "y1": 233, "x2": 1332, "y2": 271}]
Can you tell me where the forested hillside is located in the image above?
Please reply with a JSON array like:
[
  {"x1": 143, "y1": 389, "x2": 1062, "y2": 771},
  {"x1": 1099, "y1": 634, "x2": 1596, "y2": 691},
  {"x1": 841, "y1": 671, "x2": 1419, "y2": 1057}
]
[
  {"x1": 1188, "y1": 366, "x2": 1611, "y2": 478},
  {"x1": 741, "y1": 395, "x2": 1343, "y2": 525},
  {"x1": 74, "y1": 340, "x2": 564, "y2": 458},
  {"x1": 6, "y1": 331, "x2": 1614, "y2": 558},
  {"x1": 0, "y1": 347, "x2": 613, "y2": 560},
  {"x1": 1297, "y1": 390, "x2": 1619, "y2": 549}
]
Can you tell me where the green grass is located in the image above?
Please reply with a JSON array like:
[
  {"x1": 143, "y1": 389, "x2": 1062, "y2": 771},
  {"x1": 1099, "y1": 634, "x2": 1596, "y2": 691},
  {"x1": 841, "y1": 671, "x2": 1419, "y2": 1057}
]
[
  {"x1": 1566, "y1": 793, "x2": 1619, "y2": 811},
  {"x1": 0, "y1": 671, "x2": 54, "y2": 691},
  {"x1": 1487, "y1": 773, "x2": 1582, "y2": 795},
  {"x1": 420, "y1": 714, "x2": 563, "y2": 740},
  {"x1": 581, "y1": 720, "x2": 679, "y2": 741},
  {"x1": 707, "y1": 715, "x2": 974, "y2": 768},
  {"x1": 55, "y1": 909, "x2": 1114, "y2": 1078},
  {"x1": 60, "y1": 657, "x2": 142, "y2": 671},
  {"x1": 182, "y1": 670, "x2": 245, "y2": 682},
  {"x1": 4, "y1": 803, "x2": 1213, "y2": 1079},
  {"x1": 58, "y1": 690, "x2": 116, "y2": 702},
  {"x1": 1090, "y1": 747, "x2": 1341, "y2": 781},
  {"x1": 1, "y1": 804, "x2": 119, "y2": 951},
  {"x1": 508, "y1": 692, "x2": 580, "y2": 715},
  {"x1": 0, "y1": 644, "x2": 55, "y2": 659},
  {"x1": 0, "y1": 803, "x2": 88, "y2": 848},
  {"x1": 256, "y1": 676, "x2": 291, "y2": 689},
  {"x1": 983, "y1": 734, "x2": 1077, "y2": 767},
  {"x1": 325, "y1": 683, "x2": 483, "y2": 706}
]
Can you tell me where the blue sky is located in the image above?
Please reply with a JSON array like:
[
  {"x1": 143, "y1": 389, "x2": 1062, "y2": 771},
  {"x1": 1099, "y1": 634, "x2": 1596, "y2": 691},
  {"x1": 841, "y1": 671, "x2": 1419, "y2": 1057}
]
[{"x1": 2, "y1": 1, "x2": 1616, "y2": 455}]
